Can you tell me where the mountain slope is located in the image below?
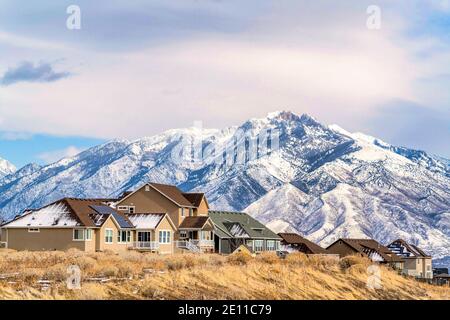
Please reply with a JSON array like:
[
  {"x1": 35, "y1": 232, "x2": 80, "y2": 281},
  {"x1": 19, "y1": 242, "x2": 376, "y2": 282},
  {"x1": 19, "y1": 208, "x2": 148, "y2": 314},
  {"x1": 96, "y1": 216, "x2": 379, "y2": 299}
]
[{"x1": 0, "y1": 111, "x2": 449, "y2": 262}]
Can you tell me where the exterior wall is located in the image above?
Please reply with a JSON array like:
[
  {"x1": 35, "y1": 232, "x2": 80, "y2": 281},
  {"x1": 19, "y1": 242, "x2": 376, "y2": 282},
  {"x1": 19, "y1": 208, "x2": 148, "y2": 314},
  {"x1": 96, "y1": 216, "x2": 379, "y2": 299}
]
[
  {"x1": 96, "y1": 217, "x2": 131, "y2": 252},
  {"x1": 2, "y1": 228, "x2": 91, "y2": 251},
  {"x1": 154, "y1": 216, "x2": 175, "y2": 254},
  {"x1": 326, "y1": 241, "x2": 360, "y2": 257},
  {"x1": 195, "y1": 198, "x2": 209, "y2": 216},
  {"x1": 117, "y1": 186, "x2": 183, "y2": 227},
  {"x1": 0, "y1": 229, "x2": 6, "y2": 242},
  {"x1": 403, "y1": 257, "x2": 433, "y2": 279}
]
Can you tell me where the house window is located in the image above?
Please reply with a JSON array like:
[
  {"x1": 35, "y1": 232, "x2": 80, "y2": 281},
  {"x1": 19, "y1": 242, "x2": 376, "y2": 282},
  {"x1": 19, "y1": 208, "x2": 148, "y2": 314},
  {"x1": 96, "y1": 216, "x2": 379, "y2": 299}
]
[
  {"x1": 73, "y1": 229, "x2": 85, "y2": 241},
  {"x1": 128, "y1": 206, "x2": 135, "y2": 214},
  {"x1": 254, "y1": 240, "x2": 264, "y2": 252},
  {"x1": 275, "y1": 241, "x2": 280, "y2": 251},
  {"x1": 138, "y1": 231, "x2": 151, "y2": 242},
  {"x1": 246, "y1": 240, "x2": 254, "y2": 249},
  {"x1": 200, "y1": 231, "x2": 212, "y2": 240},
  {"x1": 159, "y1": 230, "x2": 171, "y2": 244},
  {"x1": 117, "y1": 206, "x2": 128, "y2": 211},
  {"x1": 189, "y1": 208, "x2": 193, "y2": 216},
  {"x1": 266, "y1": 240, "x2": 276, "y2": 251},
  {"x1": 145, "y1": 185, "x2": 150, "y2": 192},
  {"x1": 181, "y1": 208, "x2": 185, "y2": 217},
  {"x1": 85, "y1": 229, "x2": 93, "y2": 241},
  {"x1": 105, "y1": 229, "x2": 113, "y2": 243},
  {"x1": 28, "y1": 228, "x2": 40, "y2": 233},
  {"x1": 118, "y1": 230, "x2": 131, "y2": 243},
  {"x1": 180, "y1": 230, "x2": 187, "y2": 238}
]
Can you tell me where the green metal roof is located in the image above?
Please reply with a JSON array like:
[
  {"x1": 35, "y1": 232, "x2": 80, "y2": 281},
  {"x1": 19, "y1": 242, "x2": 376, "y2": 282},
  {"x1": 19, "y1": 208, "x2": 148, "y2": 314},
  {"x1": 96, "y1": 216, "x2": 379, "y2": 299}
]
[{"x1": 209, "y1": 210, "x2": 281, "y2": 240}]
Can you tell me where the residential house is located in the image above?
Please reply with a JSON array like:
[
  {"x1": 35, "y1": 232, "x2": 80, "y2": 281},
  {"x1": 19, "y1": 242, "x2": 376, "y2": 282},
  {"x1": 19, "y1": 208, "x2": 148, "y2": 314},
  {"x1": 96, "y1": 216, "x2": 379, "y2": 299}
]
[
  {"x1": 387, "y1": 239, "x2": 433, "y2": 279},
  {"x1": 326, "y1": 238, "x2": 404, "y2": 269},
  {"x1": 113, "y1": 183, "x2": 215, "y2": 253},
  {"x1": 278, "y1": 232, "x2": 329, "y2": 255},
  {"x1": 208, "y1": 211, "x2": 281, "y2": 254}
]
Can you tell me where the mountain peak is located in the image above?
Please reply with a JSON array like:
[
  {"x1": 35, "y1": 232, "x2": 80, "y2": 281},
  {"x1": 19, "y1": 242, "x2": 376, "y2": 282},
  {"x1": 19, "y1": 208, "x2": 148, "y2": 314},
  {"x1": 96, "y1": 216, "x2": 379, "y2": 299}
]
[{"x1": 0, "y1": 157, "x2": 16, "y2": 177}]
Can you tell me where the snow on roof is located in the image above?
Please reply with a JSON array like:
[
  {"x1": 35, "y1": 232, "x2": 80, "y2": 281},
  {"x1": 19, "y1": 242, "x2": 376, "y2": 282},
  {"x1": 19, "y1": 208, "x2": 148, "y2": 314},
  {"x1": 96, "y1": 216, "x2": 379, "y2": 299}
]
[
  {"x1": 4, "y1": 202, "x2": 79, "y2": 228},
  {"x1": 127, "y1": 214, "x2": 164, "y2": 229},
  {"x1": 227, "y1": 223, "x2": 250, "y2": 238}
]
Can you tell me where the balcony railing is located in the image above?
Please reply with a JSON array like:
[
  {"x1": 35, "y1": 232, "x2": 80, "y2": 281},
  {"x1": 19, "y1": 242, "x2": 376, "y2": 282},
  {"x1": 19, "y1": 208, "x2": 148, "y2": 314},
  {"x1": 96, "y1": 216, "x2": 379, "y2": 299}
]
[{"x1": 128, "y1": 241, "x2": 159, "y2": 250}]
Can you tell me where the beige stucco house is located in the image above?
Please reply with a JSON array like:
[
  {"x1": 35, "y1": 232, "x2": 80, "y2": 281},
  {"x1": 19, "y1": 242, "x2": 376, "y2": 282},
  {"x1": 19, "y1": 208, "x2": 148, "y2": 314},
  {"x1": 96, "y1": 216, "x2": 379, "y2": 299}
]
[
  {"x1": 0, "y1": 197, "x2": 176, "y2": 254},
  {"x1": 387, "y1": 239, "x2": 433, "y2": 279},
  {"x1": 114, "y1": 183, "x2": 215, "y2": 253}
]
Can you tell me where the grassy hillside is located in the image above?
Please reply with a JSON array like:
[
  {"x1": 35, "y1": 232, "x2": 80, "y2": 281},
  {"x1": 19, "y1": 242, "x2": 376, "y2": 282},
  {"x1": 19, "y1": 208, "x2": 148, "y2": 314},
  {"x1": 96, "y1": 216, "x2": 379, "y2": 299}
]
[{"x1": 0, "y1": 249, "x2": 448, "y2": 300}]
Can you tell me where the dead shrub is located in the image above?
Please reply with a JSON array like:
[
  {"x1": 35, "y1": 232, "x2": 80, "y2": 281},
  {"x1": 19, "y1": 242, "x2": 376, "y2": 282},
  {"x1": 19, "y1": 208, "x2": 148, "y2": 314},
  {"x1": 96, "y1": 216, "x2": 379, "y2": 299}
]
[
  {"x1": 227, "y1": 251, "x2": 253, "y2": 265},
  {"x1": 339, "y1": 255, "x2": 367, "y2": 270},
  {"x1": 257, "y1": 252, "x2": 279, "y2": 264},
  {"x1": 284, "y1": 252, "x2": 308, "y2": 266},
  {"x1": 43, "y1": 264, "x2": 68, "y2": 281}
]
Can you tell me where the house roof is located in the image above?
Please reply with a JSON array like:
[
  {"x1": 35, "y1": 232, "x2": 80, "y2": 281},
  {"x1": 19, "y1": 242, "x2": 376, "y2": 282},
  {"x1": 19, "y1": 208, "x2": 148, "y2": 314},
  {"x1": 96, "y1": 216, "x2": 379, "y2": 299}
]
[
  {"x1": 387, "y1": 239, "x2": 431, "y2": 258},
  {"x1": 209, "y1": 210, "x2": 281, "y2": 240},
  {"x1": 178, "y1": 216, "x2": 211, "y2": 229},
  {"x1": 126, "y1": 213, "x2": 165, "y2": 229},
  {"x1": 328, "y1": 238, "x2": 404, "y2": 263},
  {"x1": 2, "y1": 198, "x2": 133, "y2": 229},
  {"x1": 116, "y1": 183, "x2": 196, "y2": 208},
  {"x1": 278, "y1": 233, "x2": 327, "y2": 254},
  {"x1": 182, "y1": 192, "x2": 208, "y2": 208}
]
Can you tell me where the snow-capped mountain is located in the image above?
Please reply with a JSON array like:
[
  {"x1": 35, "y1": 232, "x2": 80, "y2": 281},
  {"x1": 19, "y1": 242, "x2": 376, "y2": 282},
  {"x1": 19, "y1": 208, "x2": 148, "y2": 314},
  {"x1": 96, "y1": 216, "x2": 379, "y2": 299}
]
[
  {"x1": 0, "y1": 157, "x2": 16, "y2": 178},
  {"x1": 0, "y1": 111, "x2": 449, "y2": 264}
]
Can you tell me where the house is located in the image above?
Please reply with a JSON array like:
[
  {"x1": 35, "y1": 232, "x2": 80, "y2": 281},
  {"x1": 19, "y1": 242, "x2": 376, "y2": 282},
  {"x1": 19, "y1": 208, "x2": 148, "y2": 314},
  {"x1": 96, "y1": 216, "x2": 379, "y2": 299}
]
[
  {"x1": 0, "y1": 198, "x2": 177, "y2": 253},
  {"x1": 326, "y1": 238, "x2": 404, "y2": 269},
  {"x1": 208, "y1": 211, "x2": 281, "y2": 254},
  {"x1": 278, "y1": 232, "x2": 329, "y2": 255},
  {"x1": 387, "y1": 239, "x2": 433, "y2": 279},
  {"x1": 113, "y1": 183, "x2": 215, "y2": 253}
]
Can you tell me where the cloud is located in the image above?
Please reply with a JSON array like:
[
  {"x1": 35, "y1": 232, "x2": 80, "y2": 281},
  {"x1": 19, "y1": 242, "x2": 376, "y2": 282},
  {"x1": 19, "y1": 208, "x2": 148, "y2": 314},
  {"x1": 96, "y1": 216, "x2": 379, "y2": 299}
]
[
  {"x1": 365, "y1": 100, "x2": 450, "y2": 158},
  {"x1": 1, "y1": 61, "x2": 71, "y2": 86},
  {"x1": 0, "y1": 132, "x2": 33, "y2": 141},
  {"x1": 37, "y1": 146, "x2": 84, "y2": 164}
]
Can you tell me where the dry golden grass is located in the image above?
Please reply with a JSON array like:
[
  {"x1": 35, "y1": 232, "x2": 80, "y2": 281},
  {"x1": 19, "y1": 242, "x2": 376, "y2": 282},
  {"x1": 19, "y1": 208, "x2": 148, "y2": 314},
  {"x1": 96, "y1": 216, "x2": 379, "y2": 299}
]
[{"x1": 0, "y1": 249, "x2": 448, "y2": 300}]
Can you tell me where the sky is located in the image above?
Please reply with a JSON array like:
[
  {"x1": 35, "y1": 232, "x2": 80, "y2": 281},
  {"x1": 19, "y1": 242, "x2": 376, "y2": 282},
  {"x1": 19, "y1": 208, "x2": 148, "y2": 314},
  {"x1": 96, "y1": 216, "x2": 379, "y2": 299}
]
[{"x1": 0, "y1": 0, "x2": 449, "y2": 168}]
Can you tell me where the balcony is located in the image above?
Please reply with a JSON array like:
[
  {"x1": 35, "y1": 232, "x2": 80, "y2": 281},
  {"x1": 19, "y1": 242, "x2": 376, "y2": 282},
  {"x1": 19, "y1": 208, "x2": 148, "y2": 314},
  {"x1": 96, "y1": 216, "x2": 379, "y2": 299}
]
[{"x1": 128, "y1": 241, "x2": 159, "y2": 251}]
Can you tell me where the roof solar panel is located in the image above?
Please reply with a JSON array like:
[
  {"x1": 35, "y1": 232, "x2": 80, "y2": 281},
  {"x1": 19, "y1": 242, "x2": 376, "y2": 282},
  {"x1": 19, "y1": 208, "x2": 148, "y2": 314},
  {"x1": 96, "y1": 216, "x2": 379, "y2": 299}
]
[{"x1": 89, "y1": 205, "x2": 133, "y2": 228}]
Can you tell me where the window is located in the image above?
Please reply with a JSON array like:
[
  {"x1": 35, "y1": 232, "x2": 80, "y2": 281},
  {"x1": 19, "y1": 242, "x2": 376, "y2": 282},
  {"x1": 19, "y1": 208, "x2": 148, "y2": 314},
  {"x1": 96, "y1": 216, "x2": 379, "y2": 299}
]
[
  {"x1": 105, "y1": 229, "x2": 113, "y2": 243},
  {"x1": 145, "y1": 185, "x2": 150, "y2": 191},
  {"x1": 275, "y1": 241, "x2": 280, "y2": 251},
  {"x1": 138, "y1": 231, "x2": 151, "y2": 242},
  {"x1": 73, "y1": 229, "x2": 84, "y2": 241},
  {"x1": 118, "y1": 230, "x2": 131, "y2": 243},
  {"x1": 254, "y1": 240, "x2": 264, "y2": 252},
  {"x1": 28, "y1": 228, "x2": 40, "y2": 233},
  {"x1": 189, "y1": 208, "x2": 193, "y2": 216},
  {"x1": 180, "y1": 230, "x2": 187, "y2": 238},
  {"x1": 85, "y1": 229, "x2": 93, "y2": 241},
  {"x1": 117, "y1": 206, "x2": 128, "y2": 211},
  {"x1": 181, "y1": 208, "x2": 185, "y2": 217},
  {"x1": 246, "y1": 240, "x2": 254, "y2": 248},
  {"x1": 159, "y1": 230, "x2": 171, "y2": 244},
  {"x1": 128, "y1": 206, "x2": 135, "y2": 214},
  {"x1": 266, "y1": 240, "x2": 276, "y2": 251},
  {"x1": 200, "y1": 231, "x2": 212, "y2": 240}
]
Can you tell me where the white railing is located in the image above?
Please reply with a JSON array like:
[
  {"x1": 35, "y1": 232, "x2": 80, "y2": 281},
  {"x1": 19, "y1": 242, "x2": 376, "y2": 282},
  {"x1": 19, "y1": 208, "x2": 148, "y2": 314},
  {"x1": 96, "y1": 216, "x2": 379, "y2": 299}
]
[
  {"x1": 191, "y1": 240, "x2": 215, "y2": 247},
  {"x1": 176, "y1": 240, "x2": 201, "y2": 253},
  {"x1": 128, "y1": 241, "x2": 159, "y2": 250}
]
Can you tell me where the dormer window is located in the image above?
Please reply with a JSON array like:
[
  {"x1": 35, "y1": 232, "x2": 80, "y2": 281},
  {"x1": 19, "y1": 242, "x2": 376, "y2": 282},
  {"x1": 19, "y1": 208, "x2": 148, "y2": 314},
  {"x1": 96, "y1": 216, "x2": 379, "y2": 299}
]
[{"x1": 145, "y1": 185, "x2": 150, "y2": 192}]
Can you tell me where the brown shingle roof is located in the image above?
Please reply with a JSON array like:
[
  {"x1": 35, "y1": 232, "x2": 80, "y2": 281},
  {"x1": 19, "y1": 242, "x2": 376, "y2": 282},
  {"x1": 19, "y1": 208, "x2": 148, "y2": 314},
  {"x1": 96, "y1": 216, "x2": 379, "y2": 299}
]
[
  {"x1": 60, "y1": 198, "x2": 132, "y2": 228},
  {"x1": 179, "y1": 216, "x2": 210, "y2": 229},
  {"x1": 150, "y1": 183, "x2": 194, "y2": 207},
  {"x1": 278, "y1": 233, "x2": 328, "y2": 254},
  {"x1": 182, "y1": 193, "x2": 205, "y2": 207},
  {"x1": 329, "y1": 238, "x2": 404, "y2": 263}
]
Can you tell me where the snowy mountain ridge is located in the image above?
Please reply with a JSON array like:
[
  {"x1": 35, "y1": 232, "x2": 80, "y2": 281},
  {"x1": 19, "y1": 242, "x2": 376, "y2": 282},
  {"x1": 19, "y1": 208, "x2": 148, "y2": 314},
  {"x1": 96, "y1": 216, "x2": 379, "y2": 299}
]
[
  {"x1": 0, "y1": 157, "x2": 16, "y2": 178},
  {"x1": 0, "y1": 111, "x2": 449, "y2": 264}
]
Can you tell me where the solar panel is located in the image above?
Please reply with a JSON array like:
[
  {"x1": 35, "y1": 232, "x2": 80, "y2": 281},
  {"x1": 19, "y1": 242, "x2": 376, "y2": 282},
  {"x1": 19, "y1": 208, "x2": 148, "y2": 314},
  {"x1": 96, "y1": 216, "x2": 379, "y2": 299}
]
[
  {"x1": 90, "y1": 205, "x2": 116, "y2": 215},
  {"x1": 89, "y1": 205, "x2": 133, "y2": 228},
  {"x1": 111, "y1": 212, "x2": 133, "y2": 228}
]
